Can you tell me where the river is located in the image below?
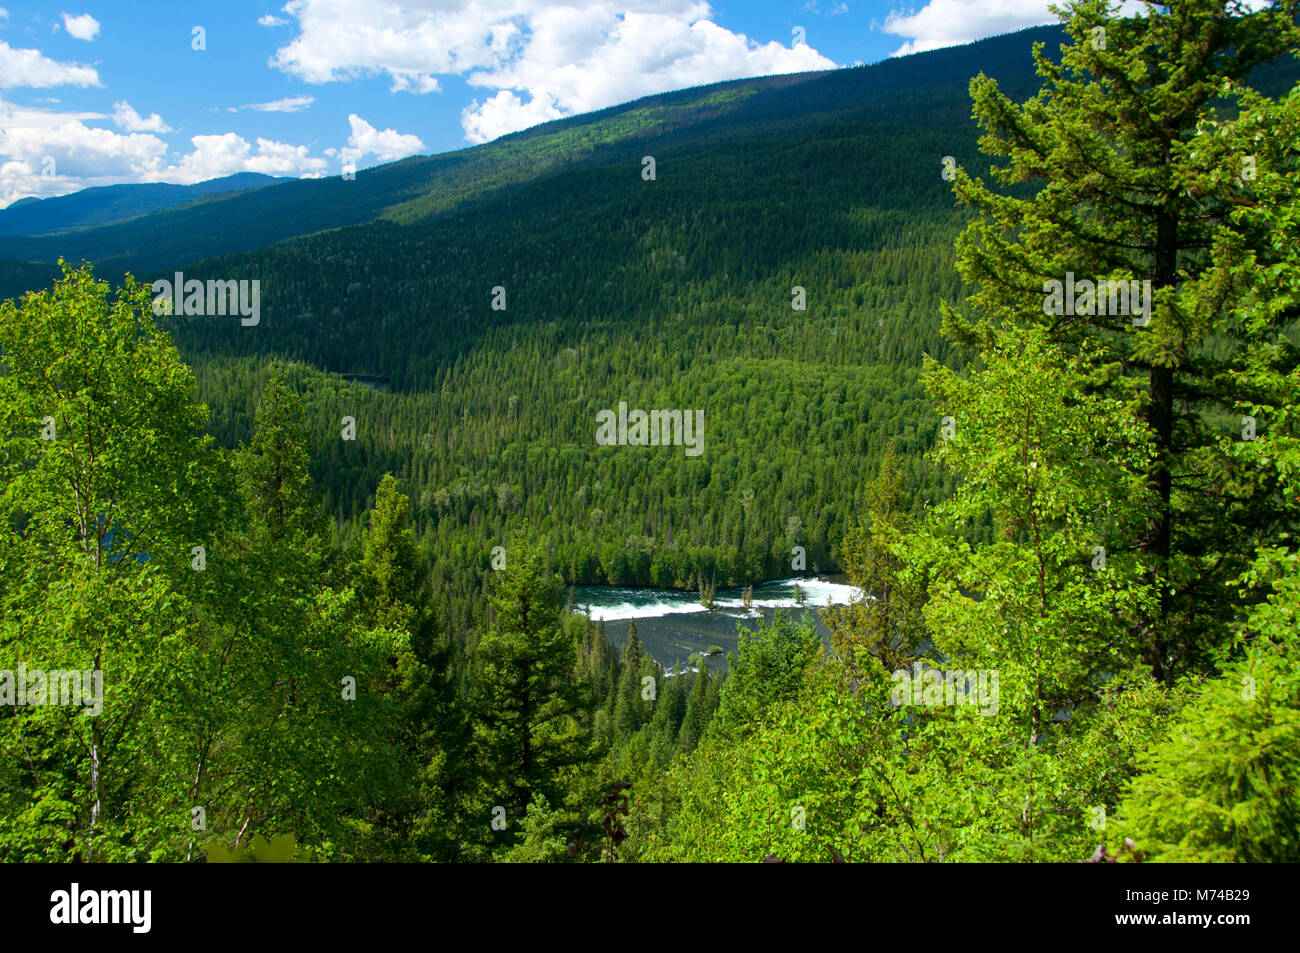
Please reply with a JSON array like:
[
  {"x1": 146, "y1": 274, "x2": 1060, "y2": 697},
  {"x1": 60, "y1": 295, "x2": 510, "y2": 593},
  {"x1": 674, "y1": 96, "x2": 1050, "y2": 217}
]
[{"x1": 570, "y1": 576, "x2": 861, "y2": 675}]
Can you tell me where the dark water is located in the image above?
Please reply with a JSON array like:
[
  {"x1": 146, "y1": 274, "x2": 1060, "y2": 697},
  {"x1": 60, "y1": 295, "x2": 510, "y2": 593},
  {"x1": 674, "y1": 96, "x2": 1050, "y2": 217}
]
[{"x1": 571, "y1": 576, "x2": 859, "y2": 675}]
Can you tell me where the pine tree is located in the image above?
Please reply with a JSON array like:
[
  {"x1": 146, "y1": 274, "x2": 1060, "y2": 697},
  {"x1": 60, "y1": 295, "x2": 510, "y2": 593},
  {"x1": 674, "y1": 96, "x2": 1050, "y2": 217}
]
[
  {"x1": 1107, "y1": 84, "x2": 1300, "y2": 864},
  {"x1": 358, "y1": 474, "x2": 435, "y2": 647},
  {"x1": 679, "y1": 667, "x2": 712, "y2": 754},
  {"x1": 825, "y1": 446, "x2": 927, "y2": 681},
  {"x1": 356, "y1": 473, "x2": 466, "y2": 859},
  {"x1": 239, "y1": 367, "x2": 324, "y2": 546},
  {"x1": 473, "y1": 532, "x2": 591, "y2": 834},
  {"x1": 713, "y1": 612, "x2": 820, "y2": 742}
]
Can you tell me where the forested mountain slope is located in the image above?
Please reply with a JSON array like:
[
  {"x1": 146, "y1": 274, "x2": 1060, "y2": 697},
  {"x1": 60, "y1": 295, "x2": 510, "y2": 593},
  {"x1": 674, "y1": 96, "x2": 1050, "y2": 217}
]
[
  {"x1": 163, "y1": 34, "x2": 1054, "y2": 611},
  {"x1": 0, "y1": 25, "x2": 1074, "y2": 289}
]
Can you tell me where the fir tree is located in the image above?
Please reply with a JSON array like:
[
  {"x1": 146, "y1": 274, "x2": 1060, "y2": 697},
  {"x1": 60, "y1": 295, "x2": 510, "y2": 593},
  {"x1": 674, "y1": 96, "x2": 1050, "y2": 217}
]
[{"x1": 946, "y1": 0, "x2": 1300, "y2": 679}]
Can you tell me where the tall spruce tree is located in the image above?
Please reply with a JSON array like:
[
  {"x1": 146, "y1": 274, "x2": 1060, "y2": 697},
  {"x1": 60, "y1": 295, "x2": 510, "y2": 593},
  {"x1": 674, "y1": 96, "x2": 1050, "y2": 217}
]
[
  {"x1": 355, "y1": 473, "x2": 466, "y2": 859},
  {"x1": 1108, "y1": 76, "x2": 1300, "y2": 863},
  {"x1": 473, "y1": 532, "x2": 591, "y2": 851},
  {"x1": 945, "y1": 0, "x2": 1300, "y2": 679}
]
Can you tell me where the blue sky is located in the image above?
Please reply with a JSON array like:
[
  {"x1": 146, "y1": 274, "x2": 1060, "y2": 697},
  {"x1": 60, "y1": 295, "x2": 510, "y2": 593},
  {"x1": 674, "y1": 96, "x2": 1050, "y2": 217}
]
[{"x1": 0, "y1": 1, "x2": 1070, "y2": 206}]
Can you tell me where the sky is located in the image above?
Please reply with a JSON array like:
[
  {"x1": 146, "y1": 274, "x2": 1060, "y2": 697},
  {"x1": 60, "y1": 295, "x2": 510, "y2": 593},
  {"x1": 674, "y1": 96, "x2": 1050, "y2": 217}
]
[{"x1": 0, "y1": 1, "x2": 1085, "y2": 207}]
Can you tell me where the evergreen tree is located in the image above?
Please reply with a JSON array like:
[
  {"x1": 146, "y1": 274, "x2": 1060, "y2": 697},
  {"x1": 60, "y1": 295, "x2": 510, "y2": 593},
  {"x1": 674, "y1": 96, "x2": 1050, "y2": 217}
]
[
  {"x1": 713, "y1": 612, "x2": 819, "y2": 742},
  {"x1": 678, "y1": 666, "x2": 714, "y2": 754},
  {"x1": 825, "y1": 446, "x2": 928, "y2": 681},
  {"x1": 1108, "y1": 82, "x2": 1300, "y2": 864},
  {"x1": 239, "y1": 367, "x2": 325, "y2": 546},
  {"x1": 473, "y1": 532, "x2": 592, "y2": 851},
  {"x1": 946, "y1": 0, "x2": 1300, "y2": 679}
]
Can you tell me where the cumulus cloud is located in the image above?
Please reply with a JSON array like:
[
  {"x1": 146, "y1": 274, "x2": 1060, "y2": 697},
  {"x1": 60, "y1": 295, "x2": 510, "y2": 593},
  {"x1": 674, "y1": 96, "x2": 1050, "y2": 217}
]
[
  {"x1": 461, "y1": 90, "x2": 562, "y2": 145},
  {"x1": 113, "y1": 100, "x2": 172, "y2": 133},
  {"x1": 258, "y1": 14, "x2": 288, "y2": 27},
  {"x1": 268, "y1": 0, "x2": 835, "y2": 142},
  {"x1": 61, "y1": 12, "x2": 101, "y2": 42},
  {"x1": 881, "y1": 0, "x2": 1055, "y2": 56},
  {"x1": 0, "y1": 99, "x2": 167, "y2": 204},
  {"x1": 880, "y1": 0, "x2": 1170, "y2": 57},
  {"x1": 165, "y1": 132, "x2": 328, "y2": 183},
  {"x1": 0, "y1": 97, "x2": 436, "y2": 205},
  {"x1": 339, "y1": 114, "x2": 425, "y2": 164},
  {"x1": 0, "y1": 39, "x2": 101, "y2": 88},
  {"x1": 0, "y1": 97, "x2": 330, "y2": 206}
]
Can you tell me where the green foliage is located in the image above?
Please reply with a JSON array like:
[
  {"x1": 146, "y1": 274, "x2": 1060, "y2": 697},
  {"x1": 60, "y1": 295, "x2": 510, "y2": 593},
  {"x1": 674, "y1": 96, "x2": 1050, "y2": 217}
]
[
  {"x1": 1108, "y1": 84, "x2": 1300, "y2": 864},
  {"x1": 207, "y1": 832, "x2": 312, "y2": 863},
  {"x1": 0, "y1": 265, "x2": 408, "y2": 862},
  {"x1": 712, "y1": 611, "x2": 819, "y2": 742},
  {"x1": 632, "y1": 4, "x2": 1300, "y2": 864},
  {"x1": 466, "y1": 532, "x2": 595, "y2": 857},
  {"x1": 946, "y1": 0, "x2": 1300, "y2": 680},
  {"x1": 824, "y1": 445, "x2": 928, "y2": 678},
  {"x1": 1111, "y1": 632, "x2": 1300, "y2": 862}
]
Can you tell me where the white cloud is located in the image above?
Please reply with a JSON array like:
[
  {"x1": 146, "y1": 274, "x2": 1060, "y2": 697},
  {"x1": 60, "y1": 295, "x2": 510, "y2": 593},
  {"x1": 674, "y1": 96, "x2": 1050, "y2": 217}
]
[
  {"x1": 165, "y1": 132, "x2": 328, "y2": 183},
  {"x1": 339, "y1": 114, "x2": 425, "y2": 164},
  {"x1": 113, "y1": 100, "x2": 172, "y2": 133},
  {"x1": 0, "y1": 97, "x2": 330, "y2": 206},
  {"x1": 268, "y1": 1, "x2": 835, "y2": 142},
  {"x1": 61, "y1": 12, "x2": 101, "y2": 42},
  {"x1": 0, "y1": 99, "x2": 168, "y2": 205},
  {"x1": 0, "y1": 39, "x2": 101, "y2": 87},
  {"x1": 880, "y1": 0, "x2": 1166, "y2": 57},
  {"x1": 461, "y1": 89, "x2": 561, "y2": 144},
  {"x1": 259, "y1": 14, "x2": 288, "y2": 27},
  {"x1": 882, "y1": 0, "x2": 1055, "y2": 56},
  {"x1": 245, "y1": 95, "x2": 315, "y2": 112}
]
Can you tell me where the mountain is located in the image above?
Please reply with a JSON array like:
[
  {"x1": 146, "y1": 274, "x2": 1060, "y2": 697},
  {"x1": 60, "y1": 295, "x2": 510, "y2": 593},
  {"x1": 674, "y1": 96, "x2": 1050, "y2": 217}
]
[
  {"x1": 5, "y1": 23, "x2": 1297, "y2": 612},
  {"x1": 4, "y1": 23, "x2": 1295, "y2": 288},
  {"x1": 0, "y1": 172, "x2": 292, "y2": 237},
  {"x1": 0, "y1": 26, "x2": 1080, "y2": 291},
  {"x1": 158, "y1": 24, "x2": 1071, "y2": 607}
]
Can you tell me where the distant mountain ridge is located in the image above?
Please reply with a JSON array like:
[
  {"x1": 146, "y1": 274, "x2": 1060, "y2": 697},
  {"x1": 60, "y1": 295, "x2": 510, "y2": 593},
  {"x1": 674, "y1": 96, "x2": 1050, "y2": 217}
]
[{"x1": 0, "y1": 172, "x2": 293, "y2": 236}]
